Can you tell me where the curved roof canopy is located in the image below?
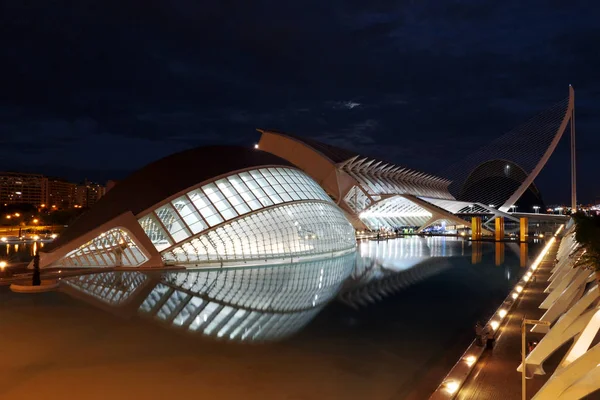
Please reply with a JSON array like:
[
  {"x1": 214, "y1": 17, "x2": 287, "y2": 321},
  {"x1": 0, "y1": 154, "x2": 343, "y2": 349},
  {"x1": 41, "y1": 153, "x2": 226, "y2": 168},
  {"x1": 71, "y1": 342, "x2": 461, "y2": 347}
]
[{"x1": 47, "y1": 146, "x2": 294, "y2": 252}]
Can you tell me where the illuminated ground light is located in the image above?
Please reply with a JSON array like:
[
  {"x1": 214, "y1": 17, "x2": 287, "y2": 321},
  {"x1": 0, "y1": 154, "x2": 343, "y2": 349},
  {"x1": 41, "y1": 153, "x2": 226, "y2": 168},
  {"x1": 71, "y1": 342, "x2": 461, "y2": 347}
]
[
  {"x1": 490, "y1": 320, "x2": 500, "y2": 331},
  {"x1": 444, "y1": 381, "x2": 460, "y2": 395},
  {"x1": 523, "y1": 275, "x2": 530, "y2": 282},
  {"x1": 516, "y1": 285, "x2": 523, "y2": 293},
  {"x1": 498, "y1": 309, "x2": 507, "y2": 318},
  {"x1": 512, "y1": 292, "x2": 518, "y2": 299},
  {"x1": 464, "y1": 355, "x2": 477, "y2": 367}
]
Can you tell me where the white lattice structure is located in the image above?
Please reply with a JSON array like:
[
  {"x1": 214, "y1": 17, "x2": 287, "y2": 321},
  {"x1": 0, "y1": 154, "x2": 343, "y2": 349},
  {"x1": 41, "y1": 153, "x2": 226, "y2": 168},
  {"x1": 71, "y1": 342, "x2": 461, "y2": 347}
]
[
  {"x1": 35, "y1": 146, "x2": 356, "y2": 270},
  {"x1": 516, "y1": 224, "x2": 600, "y2": 399}
]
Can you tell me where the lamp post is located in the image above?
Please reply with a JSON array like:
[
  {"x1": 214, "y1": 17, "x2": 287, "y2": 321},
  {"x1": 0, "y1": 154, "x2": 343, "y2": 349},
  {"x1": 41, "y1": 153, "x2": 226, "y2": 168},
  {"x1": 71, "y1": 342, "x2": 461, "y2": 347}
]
[
  {"x1": 521, "y1": 318, "x2": 551, "y2": 400},
  {"x1": 533, "y1": 206, "x2": 540, "y2": 214}
]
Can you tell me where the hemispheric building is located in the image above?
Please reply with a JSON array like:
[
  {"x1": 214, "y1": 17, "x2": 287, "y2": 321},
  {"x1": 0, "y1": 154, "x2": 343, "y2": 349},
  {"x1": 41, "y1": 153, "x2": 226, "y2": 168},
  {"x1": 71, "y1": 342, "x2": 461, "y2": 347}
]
[{"x1": 37, "y1": 146, "x2": 356, "y2": 270}]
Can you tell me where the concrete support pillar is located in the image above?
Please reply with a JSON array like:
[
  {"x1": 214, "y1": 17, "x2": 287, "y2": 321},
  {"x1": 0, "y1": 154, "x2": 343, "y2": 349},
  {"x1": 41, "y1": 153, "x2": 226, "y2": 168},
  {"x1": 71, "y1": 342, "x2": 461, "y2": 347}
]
[
  {"x1": 495, "y1": 217, "x2": 505, "y2": 241},
  {"x1": 520, "y1": 217, "x2": 529, "y2": 242},
  {"x1": 471, "y1": 217, "x2": 482, "y2": 241}
]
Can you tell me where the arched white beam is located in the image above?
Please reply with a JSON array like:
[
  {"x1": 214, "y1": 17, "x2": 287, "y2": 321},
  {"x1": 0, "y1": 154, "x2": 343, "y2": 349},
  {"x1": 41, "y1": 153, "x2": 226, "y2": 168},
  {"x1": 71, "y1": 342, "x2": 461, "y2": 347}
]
[
  {"x1": 500, "y1": 87, "x2": 574, "y2": 212},
  {"x1": 533, "y1": 331, "x2": 600, "y2": 399},
  {"x1": 518, "y1": 285, "x2": 599, "y2": 377},
  {"x1": 531, "y1": 270, "x2": 591, "y2": 333}
]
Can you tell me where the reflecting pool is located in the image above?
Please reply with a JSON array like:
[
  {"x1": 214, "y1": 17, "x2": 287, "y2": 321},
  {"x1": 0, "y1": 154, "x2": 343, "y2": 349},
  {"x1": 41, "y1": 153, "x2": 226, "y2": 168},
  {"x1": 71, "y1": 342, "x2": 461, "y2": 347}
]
[
  {"x1": 0, "y1": 236, "x2": 542, "y2": 399},
  {"x1": 61, "y1": 252, "x2": 356, "y2": 342}
]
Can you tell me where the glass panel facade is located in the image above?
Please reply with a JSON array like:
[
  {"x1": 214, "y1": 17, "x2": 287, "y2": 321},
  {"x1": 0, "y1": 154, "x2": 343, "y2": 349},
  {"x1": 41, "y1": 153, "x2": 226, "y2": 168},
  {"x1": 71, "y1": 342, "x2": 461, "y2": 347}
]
[
  {"x1": 139, "y1": 214, "x2": 172, "y2": 251},
  {"x1": 155, "y1": 204, "x2": 191, "y2": 243},
  {"x1": 172, "y1": 196, "x2": 208, "y2": 234},
  {"x1": 50, "y1": 228, "x2": 148, "y2": 268},
  {"x1": 162, "y1": 201, "x2": 355, "y2": 265},
  {"x1": 137, "y1": 167, "x2": 336, "y2": 255}
]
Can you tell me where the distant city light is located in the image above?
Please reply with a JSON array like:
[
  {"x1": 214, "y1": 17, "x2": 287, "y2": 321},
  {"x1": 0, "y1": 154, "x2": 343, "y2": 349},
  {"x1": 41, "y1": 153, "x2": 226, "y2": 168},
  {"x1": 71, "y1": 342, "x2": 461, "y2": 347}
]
[
  {"x1": 498, "y1": 309, "x2": 507, "y2": 318},
  {"x1": 512, "y1": 293, "x2": 518, "y2": 299},
  {"x1": 0, "y1": 261, "x2": 6, "y2": 269},
  {"x1": 490, "y1": 321, "x2": 499, "y2": 330},
  {"x1": 516, "y1": 286, "x2": 523, "y2": 293},
  {"x1": 254, "y1": 144, "x2": 259, "y2": 149}
]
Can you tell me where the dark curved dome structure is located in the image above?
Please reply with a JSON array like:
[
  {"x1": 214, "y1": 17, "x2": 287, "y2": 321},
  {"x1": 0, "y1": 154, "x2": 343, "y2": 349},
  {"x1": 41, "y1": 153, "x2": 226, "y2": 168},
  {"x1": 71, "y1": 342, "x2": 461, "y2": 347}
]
[
  {"x1": 48, "y1": 146, "x2": 295, "y2": 251},
  {"x1": 459, "y1": 160, "x2": 545, "y2": 211},
  {"x1": 37, "y1": 145, "x2": 356, "y2": 270}
]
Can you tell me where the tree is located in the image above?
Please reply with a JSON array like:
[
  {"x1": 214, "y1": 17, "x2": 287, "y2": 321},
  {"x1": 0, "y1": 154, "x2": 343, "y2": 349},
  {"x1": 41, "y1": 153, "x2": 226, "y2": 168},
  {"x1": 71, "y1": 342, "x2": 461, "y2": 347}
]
[{"x1": 573, "y1": 212, "x2": 600, "y2": 284}]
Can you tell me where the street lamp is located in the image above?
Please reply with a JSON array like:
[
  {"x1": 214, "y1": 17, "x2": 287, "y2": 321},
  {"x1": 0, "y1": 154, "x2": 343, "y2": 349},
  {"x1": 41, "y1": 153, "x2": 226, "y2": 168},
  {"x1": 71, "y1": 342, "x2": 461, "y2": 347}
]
[
  {"x1": 0, "y1": 261, "x2": 6, "y2": 270},
  {"x1": 533, "y1": 206, "x2": 540, "y2": 214},
  {"x1": 521, "y1": 318, "x2": 551, "y2": 400}
]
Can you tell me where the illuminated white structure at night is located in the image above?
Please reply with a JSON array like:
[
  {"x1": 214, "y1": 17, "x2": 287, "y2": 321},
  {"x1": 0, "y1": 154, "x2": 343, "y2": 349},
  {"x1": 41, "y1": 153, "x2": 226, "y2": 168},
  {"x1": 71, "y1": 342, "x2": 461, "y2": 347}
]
[
  {"x1": 257, "y1": 130, "x2": 499, "y2": 232},
  {"x1": 36, "y1": 146, "x2": 356, "y2": 269},
  {"x1": 257, "y1": 88, "x2": 575, "y2": 232}
]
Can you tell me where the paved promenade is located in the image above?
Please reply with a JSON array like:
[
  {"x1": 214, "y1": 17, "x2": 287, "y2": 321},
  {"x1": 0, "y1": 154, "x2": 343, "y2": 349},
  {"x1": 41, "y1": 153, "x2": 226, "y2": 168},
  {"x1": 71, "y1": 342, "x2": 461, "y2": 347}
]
[{"x1": 456, "y1": 239, "x2": 562, "y2": 400}]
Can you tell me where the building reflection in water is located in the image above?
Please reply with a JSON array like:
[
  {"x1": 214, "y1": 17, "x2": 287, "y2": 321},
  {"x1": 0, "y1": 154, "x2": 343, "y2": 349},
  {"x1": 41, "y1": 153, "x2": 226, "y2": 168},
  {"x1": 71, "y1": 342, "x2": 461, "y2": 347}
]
[
  {"x1": 495, "y1": 242, "x2": 505, "y2": 266},
  {"x1": 340, "y1": 237, "x2": 464, "y2": 308},
  {"x1": 61, "y1": 252, "x2": 356, "y2": 342},
  {"x1": 471, "y1": 241, "x2": 483, "y2": 264},
  {"x1": 520, "y1": 243, "x2": 528, "y2": 267},
  {"x1": 340, "y1": 257, "x2": 452, "y2": 308}
]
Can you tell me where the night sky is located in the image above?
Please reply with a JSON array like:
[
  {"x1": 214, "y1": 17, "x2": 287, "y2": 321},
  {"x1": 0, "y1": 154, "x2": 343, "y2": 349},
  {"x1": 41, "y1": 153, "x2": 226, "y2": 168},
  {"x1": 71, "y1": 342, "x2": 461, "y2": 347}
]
[{"x1": 1, "y1": 1, "x2": 599, "y2": 204}]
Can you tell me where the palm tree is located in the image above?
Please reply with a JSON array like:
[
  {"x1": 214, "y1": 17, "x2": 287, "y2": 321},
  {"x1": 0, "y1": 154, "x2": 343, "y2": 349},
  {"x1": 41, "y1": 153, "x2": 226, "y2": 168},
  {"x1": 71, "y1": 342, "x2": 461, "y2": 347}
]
[{"x1": 573, "y1": 212, "x2": 600, "y2": 284}]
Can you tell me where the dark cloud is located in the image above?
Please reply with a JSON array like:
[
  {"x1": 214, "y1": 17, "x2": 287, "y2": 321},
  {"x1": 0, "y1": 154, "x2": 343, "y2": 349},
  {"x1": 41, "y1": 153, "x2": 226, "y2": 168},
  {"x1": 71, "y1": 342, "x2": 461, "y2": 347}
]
[{"x1": 0, "y1": 0, "x2": 598, "y2": 202}]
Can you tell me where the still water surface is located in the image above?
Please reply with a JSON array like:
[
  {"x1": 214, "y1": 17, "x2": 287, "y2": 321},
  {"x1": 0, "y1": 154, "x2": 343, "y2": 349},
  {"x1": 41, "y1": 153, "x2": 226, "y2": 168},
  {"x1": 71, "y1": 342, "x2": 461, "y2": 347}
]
[{"x1": 0, "y1": 236, "x2": 541, "y2": 399}]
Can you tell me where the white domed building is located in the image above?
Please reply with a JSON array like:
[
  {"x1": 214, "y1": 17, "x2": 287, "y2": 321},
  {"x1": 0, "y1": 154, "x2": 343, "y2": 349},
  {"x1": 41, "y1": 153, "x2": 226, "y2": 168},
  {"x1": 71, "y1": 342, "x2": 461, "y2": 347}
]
[{"x1": 36, "y1": 146, "x2": 356, "y2": 270}]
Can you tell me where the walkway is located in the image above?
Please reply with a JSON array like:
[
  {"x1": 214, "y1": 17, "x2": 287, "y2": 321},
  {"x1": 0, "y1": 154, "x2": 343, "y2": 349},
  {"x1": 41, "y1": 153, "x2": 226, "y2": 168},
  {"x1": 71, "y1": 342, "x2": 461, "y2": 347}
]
[{"x1": 456, "y1": 239, "x2": 562, "y2": 400}]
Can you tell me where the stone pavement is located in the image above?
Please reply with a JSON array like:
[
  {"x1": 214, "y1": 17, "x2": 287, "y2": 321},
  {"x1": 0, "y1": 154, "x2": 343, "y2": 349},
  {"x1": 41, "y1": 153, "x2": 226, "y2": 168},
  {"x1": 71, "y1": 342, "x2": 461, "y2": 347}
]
[{"x1": 456, "y1": 239, "x2": 564, "y2": 400}]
